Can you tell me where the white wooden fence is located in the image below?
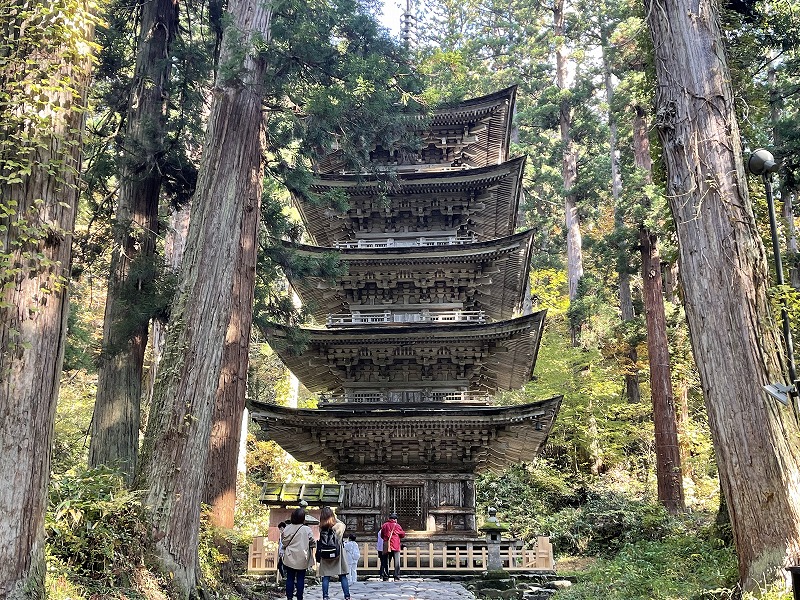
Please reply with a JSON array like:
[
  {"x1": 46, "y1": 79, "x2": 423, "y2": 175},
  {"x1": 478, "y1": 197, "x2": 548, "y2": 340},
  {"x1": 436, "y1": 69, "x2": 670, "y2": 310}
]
[{"x1": 248, "y1": 537, "x2": 554, "y2": 573}]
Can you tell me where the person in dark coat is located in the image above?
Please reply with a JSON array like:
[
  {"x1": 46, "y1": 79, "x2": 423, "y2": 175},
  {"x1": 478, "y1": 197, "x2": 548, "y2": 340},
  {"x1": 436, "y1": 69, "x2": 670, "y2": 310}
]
[
  {"x1": 380, "y1": 513, "x2": 406, "y2": 581},
  {"x1": 317, "y1": 506, "x2": 351, "y2": 600}
]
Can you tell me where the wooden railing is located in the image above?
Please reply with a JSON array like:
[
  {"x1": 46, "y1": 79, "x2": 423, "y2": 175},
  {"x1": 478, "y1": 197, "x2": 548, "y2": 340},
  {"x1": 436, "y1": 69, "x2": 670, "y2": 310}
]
[
  {"x1": 334, "y1": 236, "x2": 476, "y2": 249},
  {"x1": 248, "y1": 538, "x2": 554, "y2": 573},
  {"x1": 327, "y1": 310, "x2": 486, "y2": 326},
  {"x1": 319, "y1": 390, "x2": 490, "y2": 404}
]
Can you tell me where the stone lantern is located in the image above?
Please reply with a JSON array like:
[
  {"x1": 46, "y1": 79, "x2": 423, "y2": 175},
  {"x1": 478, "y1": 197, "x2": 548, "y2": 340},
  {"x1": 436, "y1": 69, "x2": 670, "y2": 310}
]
[{"x1": 478, "y1": 506, "x2": 509, "y2": 571}]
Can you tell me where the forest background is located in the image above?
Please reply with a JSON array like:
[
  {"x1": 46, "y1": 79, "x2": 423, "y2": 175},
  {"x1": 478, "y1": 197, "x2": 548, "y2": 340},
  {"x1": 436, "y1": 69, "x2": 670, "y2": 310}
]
[{"x1": 2, "y1": 0, "x2": 800, "y2": 599}]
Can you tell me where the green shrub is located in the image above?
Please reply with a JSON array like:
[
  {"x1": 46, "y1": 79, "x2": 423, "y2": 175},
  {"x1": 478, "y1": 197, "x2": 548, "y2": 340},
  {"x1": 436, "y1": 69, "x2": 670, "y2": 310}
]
[
  {"x1": 477, "y1": 461, "x2": 586, "y2": 542},
  {"x1": 46, "y1": 466, "x2": 150, "y2": 592},
  {"x1": 553, "y1": 533, "x2": 738, "y2": 600},
  {"x1": 545, "y1": 490, "x2": 671, "y2": 557}
]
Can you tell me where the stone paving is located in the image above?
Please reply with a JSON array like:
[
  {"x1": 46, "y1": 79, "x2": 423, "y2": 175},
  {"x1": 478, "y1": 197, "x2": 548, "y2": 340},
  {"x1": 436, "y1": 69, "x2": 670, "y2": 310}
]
[{"x1": 301, "y1": 577, "x2": 476, "y2": 600}]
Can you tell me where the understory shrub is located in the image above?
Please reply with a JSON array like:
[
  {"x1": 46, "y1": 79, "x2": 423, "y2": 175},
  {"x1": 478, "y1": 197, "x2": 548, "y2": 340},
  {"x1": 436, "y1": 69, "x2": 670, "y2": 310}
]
[
  {"x1": 545, "y1": 489, "x2": 672, "y2": 557},
  {"x1": 477, "y1": 461, "x2": 586, "y2": 542},
  {"x1": 46, "y1": 466, "x2": 150, "y2": 593},
  {"x1": 553, "y1": 533, "x2": 738, "y2": 600}
]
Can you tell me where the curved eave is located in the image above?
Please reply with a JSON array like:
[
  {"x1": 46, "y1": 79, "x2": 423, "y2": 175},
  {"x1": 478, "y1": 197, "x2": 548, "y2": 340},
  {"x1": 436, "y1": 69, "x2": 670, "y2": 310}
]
[
  {"x1": 248, "y1": 392, "x2": 561, "y2": 474},
  {"x1": 266, "y1": 311, "x2": 546, "y2": 394},
  {"x1": 297, "y1": 157, "x2": 526, "y2": 246},
  {"x1": 283, "y1": 230, "x2": 534, "y2": 322},
  {"x1": 314, "y1": 87, "x2": 517, "y2": 175}
]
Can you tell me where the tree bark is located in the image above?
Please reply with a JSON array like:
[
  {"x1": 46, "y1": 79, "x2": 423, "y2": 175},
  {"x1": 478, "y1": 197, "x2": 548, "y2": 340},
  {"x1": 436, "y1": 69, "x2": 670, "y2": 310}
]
[
  {"x1": 0, "y1": 2, "x2": 98, "y2": 596},
  {"x1": 202, "y1": 173, "x2": 260, "y2": 536},
  {"x1": 135, "y1": 1, "x2": 270, "y2": 595},
  {"x1": 143, "y1": 204, "x2": 190, "y2": 426},
  {"x1": 554, "y1": 0, "x2": 583, "y2": 342},
  {"x1": 633, "y1": 105, "x2": 685, "y2": 513},
  {"x1": 90, "y1": 0, "x2": 179, "y2": 483},
  {"x1": 645, "y1": 0, "x2": 800, "y2": 585},
  {"x1": 640, "y1": 228, "x2": 685, "y2": 512}
]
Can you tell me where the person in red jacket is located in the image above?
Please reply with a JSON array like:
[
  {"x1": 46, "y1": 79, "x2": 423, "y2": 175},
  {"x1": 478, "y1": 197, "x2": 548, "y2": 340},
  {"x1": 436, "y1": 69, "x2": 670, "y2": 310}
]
[{"x1": 380, "y1": 513, "x2": 406, "y2": 581}]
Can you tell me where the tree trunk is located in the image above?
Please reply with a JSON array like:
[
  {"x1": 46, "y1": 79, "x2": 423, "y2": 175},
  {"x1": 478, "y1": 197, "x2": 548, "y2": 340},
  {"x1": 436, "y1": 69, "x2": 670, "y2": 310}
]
[
  {"x1": 640, "y1": 228, "x2": 685, "y2": 512},
  {"x1": 554, "y1": 0, "x2": 583, "y2": 344},
  {"x1": 135, "y1": 1, "x2": 270, "y2": 595},
  {"x1": 645, "y1": 0, "x2": 800, "y2": 585},
  {"x1": 202, "y1": 174, "x2": 260, "y2": 538},
  {"x1": 90, "y1": 0, "x2": 179, "y2": 483},
  {"x1": 0, "y1": 2, "x2": 98, "y2": 596},
  {"x1": 144, "y1": 204, "x2": 190, "y2": 426},
  {"x1": 633, "y1": 105, "x2": 685, "y2": 512},
  {"x1": 604, "y1": 39, "x2": 640, "y2": 404}
]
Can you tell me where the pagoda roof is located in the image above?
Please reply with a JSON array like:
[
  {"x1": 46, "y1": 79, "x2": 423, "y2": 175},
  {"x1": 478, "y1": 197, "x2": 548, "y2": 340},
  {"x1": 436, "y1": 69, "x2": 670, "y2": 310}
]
[
  {"x1": 315, "y1": 86, "x2": 517, "y2": 174},
  {"x1": 281, "y1": 229, "x2": 535, "y2": 322},
  {"x1": 265, "y1": 311, "x2": 546, "y2": 394},
  {"x1": 248, "y1": 394, "x2": 561, "y2": 474},
  {"x1": 297, "y1": 157, "x2": 526, "y2": 247}
]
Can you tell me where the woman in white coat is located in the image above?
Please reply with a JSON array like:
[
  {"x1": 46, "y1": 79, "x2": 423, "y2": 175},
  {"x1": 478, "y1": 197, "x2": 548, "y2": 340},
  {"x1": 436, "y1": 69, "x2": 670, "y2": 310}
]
[
  {"x1": 281, "y1": 508, "x2": 315, "y2": 600},
  {"x1": 316, "y1": 506, "x2": 350, "y2": 600}
]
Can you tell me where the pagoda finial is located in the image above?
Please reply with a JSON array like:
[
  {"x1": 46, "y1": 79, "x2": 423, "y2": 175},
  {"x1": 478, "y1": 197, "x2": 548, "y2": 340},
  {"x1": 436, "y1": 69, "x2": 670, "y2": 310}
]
[{"x1": 401, "y1": 0, "x2": 415, "y2": 49}]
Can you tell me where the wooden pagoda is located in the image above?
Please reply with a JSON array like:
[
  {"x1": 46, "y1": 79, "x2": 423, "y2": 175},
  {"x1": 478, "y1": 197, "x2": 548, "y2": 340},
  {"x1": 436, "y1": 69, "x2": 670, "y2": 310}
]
[{"x1": 250, "y1": 86, "x2": 561, "y2": 541}]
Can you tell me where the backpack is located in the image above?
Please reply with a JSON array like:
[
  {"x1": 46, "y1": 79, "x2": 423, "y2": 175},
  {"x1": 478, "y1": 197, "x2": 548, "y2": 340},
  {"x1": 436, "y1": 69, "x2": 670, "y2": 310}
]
[{"x1": 317, "y1": 528, "x2": 340, "y2": 560}]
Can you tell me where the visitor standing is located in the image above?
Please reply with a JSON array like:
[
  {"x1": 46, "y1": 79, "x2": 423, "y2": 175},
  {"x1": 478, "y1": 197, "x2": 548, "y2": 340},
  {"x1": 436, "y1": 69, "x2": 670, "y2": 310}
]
[
  {"x1": 317, "y1": 506, "x2": 351, "y2": 600},
  {"x1": 380, "y1": 513, "x2": 406, "y2": 581},
  {"x1": 377, "y1": 528, "x2": 389, "y2": 580},
  {"x1": 281, "y1": 508, "x2": 315, "y2": 600},
  {"x1": 344, "y1": 534, "x2": 360, "y2": 583},
  {"x1": 277, "y1": 520, "x2": 287, "y2": 580}
]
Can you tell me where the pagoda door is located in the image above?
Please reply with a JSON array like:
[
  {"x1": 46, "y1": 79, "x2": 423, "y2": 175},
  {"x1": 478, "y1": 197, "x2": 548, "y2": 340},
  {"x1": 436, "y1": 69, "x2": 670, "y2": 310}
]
[{"x1": 389, "y1": 485, "x2": 424, "y2": 531}]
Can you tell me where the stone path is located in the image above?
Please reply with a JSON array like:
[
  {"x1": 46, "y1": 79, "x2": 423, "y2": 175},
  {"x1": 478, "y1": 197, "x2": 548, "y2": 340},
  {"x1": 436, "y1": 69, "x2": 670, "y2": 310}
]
[{"x1": 301, "y1": 577, "x2": 476, "y2": 600}]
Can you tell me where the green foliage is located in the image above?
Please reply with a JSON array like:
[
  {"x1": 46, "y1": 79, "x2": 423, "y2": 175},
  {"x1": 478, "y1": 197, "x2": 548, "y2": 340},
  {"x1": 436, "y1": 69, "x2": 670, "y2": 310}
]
[
  {"x1": 477, "y1": 461, "x2": 585, "y2": 543},
  {"x1": 46, "y1": 466, "x2": 150, "y2": 592},
  {"x1": 553, "y1": 530, "x2": 738, "y2": 600},
  {"x1": 52, "y1": 370, "x2": 96, "y2": 475},
  {"x1": 546, "y1": 490, "x2": 672, "y2": 557}
]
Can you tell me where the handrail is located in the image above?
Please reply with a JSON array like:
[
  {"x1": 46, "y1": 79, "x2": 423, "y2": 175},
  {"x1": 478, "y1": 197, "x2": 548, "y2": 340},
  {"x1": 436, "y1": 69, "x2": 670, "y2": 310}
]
[
  {"x1": 327, "y1": 310, "x2": 486, "y2": 326},
  {"x1": 334, "y1": 236, "x2": 476, "y2": 249},
  {"x1": 247, "y1": 538, "x2": 554, "y2": 573},
  {"x1": 319, "y1": 390, "x2": 490, "y2": 404}
]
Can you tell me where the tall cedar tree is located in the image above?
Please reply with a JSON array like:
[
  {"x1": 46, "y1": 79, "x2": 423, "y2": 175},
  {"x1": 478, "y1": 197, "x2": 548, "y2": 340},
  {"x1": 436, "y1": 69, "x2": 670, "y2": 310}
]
[
  {"x1": 0, "y1": 1, "x2": 101, "y2": 596},
  {"x1": 89, "y1": 0, "x2": 179, "y2": 483},
  {"x1": 554, "y1": 0, "x2": 584, "y2": 344},
  {"x1": 645, "y1": 0, "x2": 800, "y2": 586},
  {"x1": 135, "y1": 0, "x2": 271, "y2": 594},
  {"x1": 633, "y1": 105, "x2": 685, "y2": 513}
]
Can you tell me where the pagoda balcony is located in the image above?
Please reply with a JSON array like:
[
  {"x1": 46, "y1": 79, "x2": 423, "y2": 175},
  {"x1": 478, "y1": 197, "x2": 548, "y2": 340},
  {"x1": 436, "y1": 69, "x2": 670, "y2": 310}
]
[
  {"x1": 319, "y1": 390, "x2": 491, "y2": 405},
  {"x1": 334, "y1": 235, "x2": 476, "y2": 249},
  {"x1": 327, "y1": 310, "x2": 486, "y2": 327}
]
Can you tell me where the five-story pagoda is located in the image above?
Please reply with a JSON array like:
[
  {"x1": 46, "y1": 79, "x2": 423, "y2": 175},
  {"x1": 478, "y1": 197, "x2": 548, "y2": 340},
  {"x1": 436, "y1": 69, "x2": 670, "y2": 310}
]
[{"x1": 250, "y1": 87, "x2": 561, "y2": 541}]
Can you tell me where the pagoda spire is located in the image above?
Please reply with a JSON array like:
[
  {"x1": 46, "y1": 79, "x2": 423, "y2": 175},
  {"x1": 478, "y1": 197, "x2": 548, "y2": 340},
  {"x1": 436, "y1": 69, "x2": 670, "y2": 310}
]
[{"x1": 401, "y1": 0, "x2": 415, "y2": 48}]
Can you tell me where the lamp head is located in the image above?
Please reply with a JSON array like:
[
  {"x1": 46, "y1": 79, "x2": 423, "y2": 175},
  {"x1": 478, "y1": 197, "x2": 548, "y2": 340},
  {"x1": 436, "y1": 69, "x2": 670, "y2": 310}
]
[
  {"x1": 763, "y1": 382, "x2": 793, "y2": 406},
  {"x1": 748, "y1": 149, "x2": 779, "y2": 176}
]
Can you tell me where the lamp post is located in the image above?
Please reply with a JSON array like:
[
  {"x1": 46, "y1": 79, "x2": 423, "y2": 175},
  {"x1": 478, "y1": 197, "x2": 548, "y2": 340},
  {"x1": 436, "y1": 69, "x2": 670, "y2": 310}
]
[{"x1": 747, "y1": 149, "x2": 798, "y2": 405}]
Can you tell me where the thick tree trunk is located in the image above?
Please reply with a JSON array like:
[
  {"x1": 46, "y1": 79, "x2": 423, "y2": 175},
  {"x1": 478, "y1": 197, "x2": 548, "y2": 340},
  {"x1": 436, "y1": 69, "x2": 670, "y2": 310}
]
[
  {"x1": 90, "y1": 0, "x2": 179, "y2": 481},
  {"x1": 633, "y1": 105, "x2": 685, "y2": 513},
  {"x1": 0, "y1": 2, "x2": 97, "y2": 596},
  {"x1": 554, "y1": 0, "x2": 583, "y2": 342},
  {"x1": 135, "y1": 1, "x2": 270, "y2": 596},
  {"x1": 645, "y1": 0, "x2": 800, "y2": 586},
  {"x1": 203, "y1": 180, "x2": 260, "y2": 535}
]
